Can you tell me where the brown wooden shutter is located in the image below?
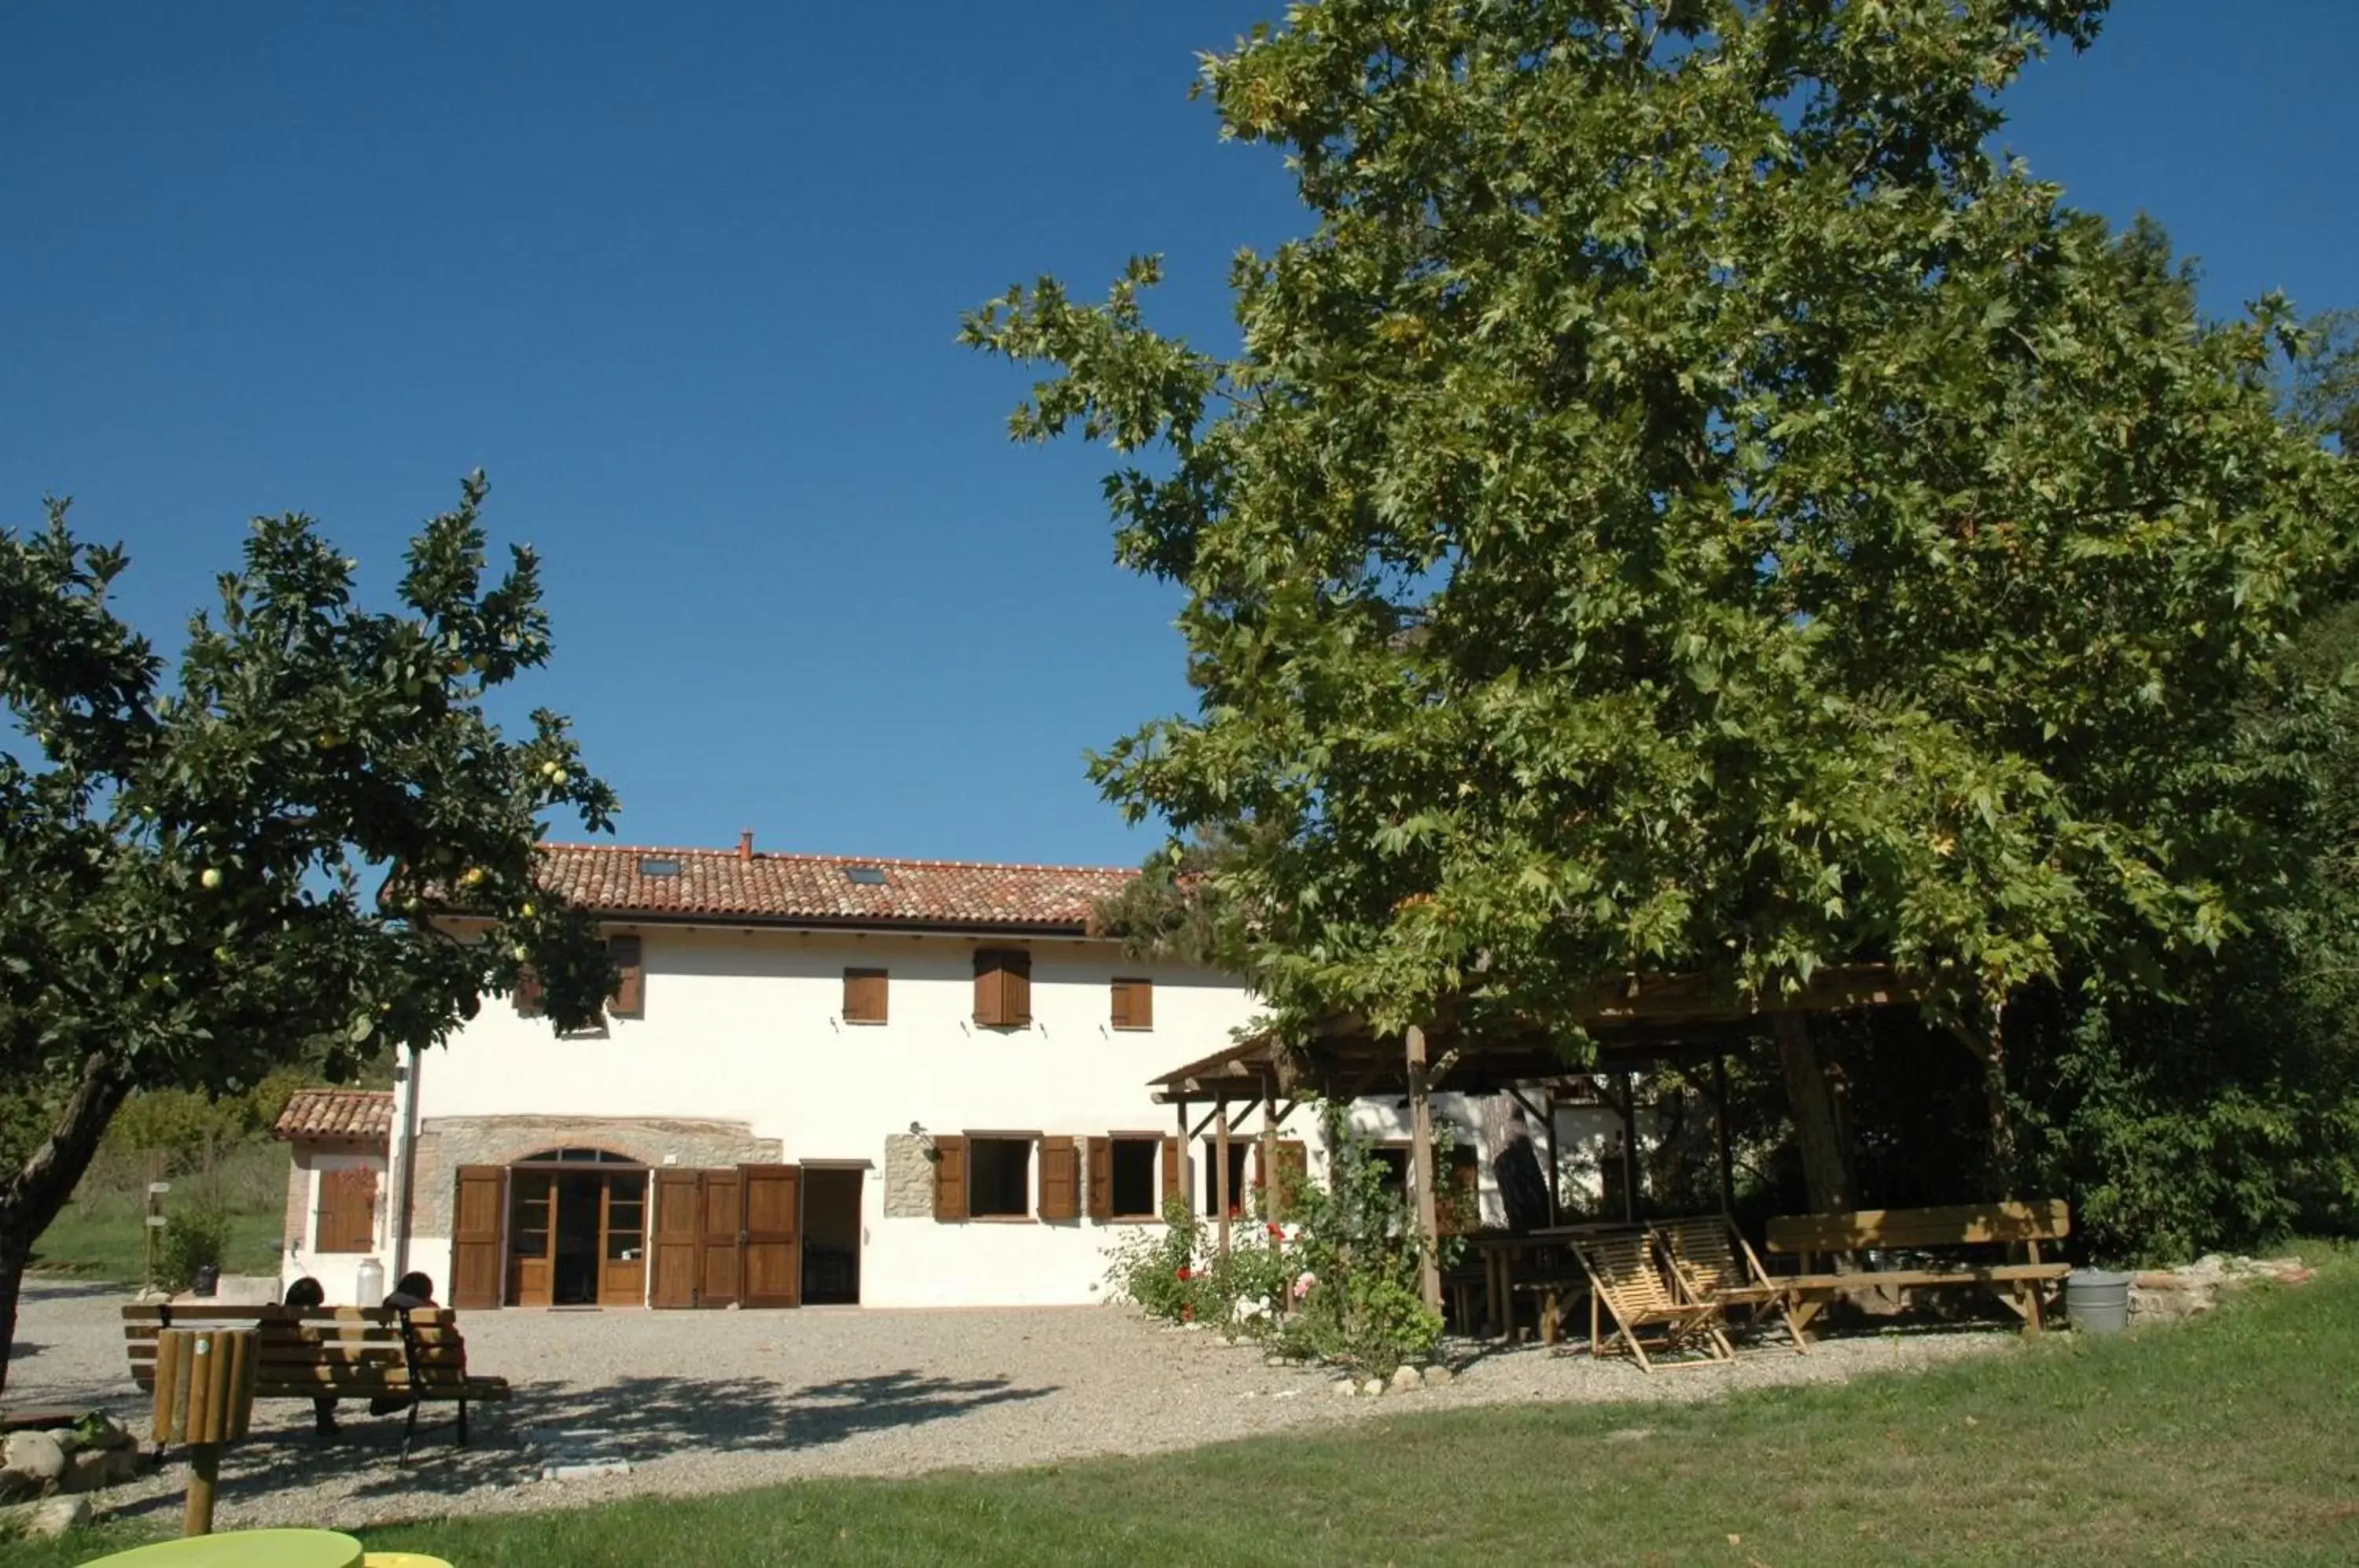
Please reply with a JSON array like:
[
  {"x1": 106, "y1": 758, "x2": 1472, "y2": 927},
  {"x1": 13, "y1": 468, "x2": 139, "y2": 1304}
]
[
  {"x1": 513, "y1": 968, "x2": 545, "y2": 1017},
  {"x1": 973, "y1": 950, "x2": 1033, "y2": 1028},
  {"x1": 843, "y1": 968, "x2": 889, "y2": 1024},
  {"x1": 650, "y1": 1169, "x2": 701, "y2": 1309},
  {"x1": 450, "y1": 1166, "x2": 506, "y2": 1309},
  {"x1": 740, "y1": 1164, "x2": 801, "y2": 1308},
  {"x1": 1036, "y1": 1137, "x2": 1079, "y2": 1221},
  {"x1": 314, "y1": 1165, "x2": 377, "y2": 1253},
  {"x1": 1160, "y1": 1135, "x2": 1183, "y2": 1207},
  {"x1": 1110, "y1": 977, "x2": 1153, "y2": 1030},
  {"x1": 608, "y1": 935, "x2": 645, "y2": 1018},
  {"x1": 933, "y1": 1135, "x2": 969, "y2": 1221},
  {"x1": 1086, "y1": 1136, "x2": 1113, "y2": 1220},
  {"x1": 695, "y1": 1167, "x2": 743, "y2": 1308}
]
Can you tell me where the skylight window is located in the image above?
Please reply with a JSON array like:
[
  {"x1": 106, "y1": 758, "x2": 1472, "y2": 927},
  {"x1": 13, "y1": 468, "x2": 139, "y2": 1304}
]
[
  {"x1": 841, "y1": 865, "x2": 887, "y2": 885},
  {"x1": 639, "y1": 856, "x2": 682, "y2": 877}
]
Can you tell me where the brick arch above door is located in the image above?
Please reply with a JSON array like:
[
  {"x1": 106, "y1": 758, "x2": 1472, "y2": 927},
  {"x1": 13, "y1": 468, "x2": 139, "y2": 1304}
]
[{"x1": 409, "y1": 1116, "x2": 785, "y2": 1236}]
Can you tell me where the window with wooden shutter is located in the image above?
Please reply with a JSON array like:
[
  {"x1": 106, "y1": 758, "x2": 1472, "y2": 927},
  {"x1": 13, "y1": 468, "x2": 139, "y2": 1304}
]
[
  {"x1": 843, "y1": 968, "x2": 889, "y2": 1025},
  {"x1": 1036, "y1": 1137, "x2": 1079, "y2": 1221},
  {"x1": 1086, "y1": 1136, "x2": 1113, "y2": 1220},
  {"x1": 513, "y1": 968, "x2": 545, "y2": 1017},
  {"x1": 314, "y1": 1165, "x2": 377, "y2": 1253},
  {"x1": 932, "y1": 1136, "x2": 969, "y2": 1222},
  {"x1": 1110, "y1": 977, "x2": 1154, "y2": 1031},
  {"x1": 972, "y1": 949, "x2": 1032, "y2": 1029},
  {"x1": 1105, "y1": 1136, "x2": 1162, "y2": 1220},
  {"x1": 608, "y1": 935, "x2": 645, "y2": 1018},
  {"x1": 1161, "y1": 1135, "x2": 1184, "y2": 1208}
]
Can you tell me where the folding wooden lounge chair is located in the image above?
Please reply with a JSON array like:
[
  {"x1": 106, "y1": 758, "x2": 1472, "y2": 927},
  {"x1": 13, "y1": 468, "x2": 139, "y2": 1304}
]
[
  {"x1": 1654, "y1": 1213, "x2": 1806, "y2": 1353},
  {"x1": 1572, "y1": 1231, "x2": 1733, "y2": 1372}
]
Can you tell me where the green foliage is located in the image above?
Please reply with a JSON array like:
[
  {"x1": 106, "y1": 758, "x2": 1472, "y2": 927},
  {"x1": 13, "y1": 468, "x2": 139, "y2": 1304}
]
[
  {"x1": 1271, "y1": 1114, "x2": 1449, "y2": 1373},
  {"x1": 1105, "y1": 1197, "x2": 1209, "y2": 1320},
  {"x1": 0, "y1": 473, "x2": 620, "y2": 1384},
  {"x1": 2291, "y1": 308, "x2": 2359, "y2": 454},
  {"x1": 966, "y1": 1, "x2": 2359, "y2": 1056},
  {"x1": 155, "y1": 1203, "x2": 231, "y2": 1292}
]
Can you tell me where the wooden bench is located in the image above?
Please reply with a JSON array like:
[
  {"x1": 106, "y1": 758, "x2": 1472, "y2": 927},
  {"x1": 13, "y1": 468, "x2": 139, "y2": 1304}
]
[
  {"x1": 1763, "y1": 1199, "x2": 2071, "y2": 1339},
  {"x1": 124, "y1": 1304, "x2": 509, "y2": 1461}
]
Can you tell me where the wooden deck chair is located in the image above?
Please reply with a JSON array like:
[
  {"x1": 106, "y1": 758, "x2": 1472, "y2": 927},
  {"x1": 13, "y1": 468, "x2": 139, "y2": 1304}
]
[
  {"x1": 1573, "y1": 1231, "x2": 1733, "y2": 1372},
  {"x1": 1654, "y1": 1214, "x2": 1806, "y2": 1354}
]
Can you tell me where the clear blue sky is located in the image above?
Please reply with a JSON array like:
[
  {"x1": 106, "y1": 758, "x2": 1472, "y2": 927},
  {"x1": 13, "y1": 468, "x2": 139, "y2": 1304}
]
[{"x1": 5, "y1": 3, "x2": 2353, "y2": 868}]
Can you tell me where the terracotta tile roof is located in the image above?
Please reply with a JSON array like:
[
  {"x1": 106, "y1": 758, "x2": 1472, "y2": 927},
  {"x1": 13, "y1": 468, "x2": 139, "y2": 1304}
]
[
  {"x1": 523, "y1": 843, "x2": 1139, "y2": 932},
  {"x1": 274, "y1": 1088, "x2": 394, "y2": 1143}
]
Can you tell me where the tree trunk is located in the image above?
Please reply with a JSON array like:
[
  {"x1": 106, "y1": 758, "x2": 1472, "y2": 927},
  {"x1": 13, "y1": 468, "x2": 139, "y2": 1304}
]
[
  {"x1": 1773, "y1": 1013, "x2": 1855, "y2": 1215},
  {"x1": 0, "y1": 1050, "x2": 132, "y2": 1399}
]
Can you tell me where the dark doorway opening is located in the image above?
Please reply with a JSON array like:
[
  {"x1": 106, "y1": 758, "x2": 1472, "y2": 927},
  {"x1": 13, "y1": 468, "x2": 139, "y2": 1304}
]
[
  {"x1": 552, "y1": 1171, "x2": 603, "y2": 1305},
  {"x1": 1200, "y1": 1139, "x2": 1251, "y2": 1217},
  {"x1": 801, "y1": 1166, "x2": 863, "y2": 1305}
]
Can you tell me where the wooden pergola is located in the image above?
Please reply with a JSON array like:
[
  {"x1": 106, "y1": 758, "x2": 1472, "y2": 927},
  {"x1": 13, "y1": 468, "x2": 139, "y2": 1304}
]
[{"x1": 1147, "y1": 963, "x2": 1925, "y2": 1313}]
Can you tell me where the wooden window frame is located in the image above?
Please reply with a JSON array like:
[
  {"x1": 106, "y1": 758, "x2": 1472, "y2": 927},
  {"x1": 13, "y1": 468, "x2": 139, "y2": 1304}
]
[
  {"x1": 607, "y1": 933, "x2": 646, "y2": 1019},
  {"x1": 312, "y1": 1163, "x2": 377, "y2": 1254},
  {"x1": 972, "y1": 949, "x2": 1033, "y2": 1030},
  {"x1": 1110, "y1": 977, "x2": 1154, "y2": 1032},
  {"x1": 842, "y1": 967, "x2": 889, "y2": 1025},
  {"x1": 1099, "y1": 1132, "x2": 1167, "y2": 1223},
  {"x1": 962, "y1": 1132, "x2": 1038, "y2": 1222}
]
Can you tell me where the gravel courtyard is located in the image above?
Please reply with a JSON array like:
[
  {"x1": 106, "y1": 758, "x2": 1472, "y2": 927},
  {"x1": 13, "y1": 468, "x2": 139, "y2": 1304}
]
[{"x1": 7, "y1": 1276, "x2": 2008, "y2": 1531}]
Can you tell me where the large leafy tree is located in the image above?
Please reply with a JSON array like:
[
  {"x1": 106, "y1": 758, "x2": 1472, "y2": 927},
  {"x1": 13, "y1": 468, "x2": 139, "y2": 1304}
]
[
  {"x1": 0, "y1": 475, "x2": 615, "y2": 1392},
  {"x1": 967, "y1": 1, "x2": 2357, "y2": 1171}
]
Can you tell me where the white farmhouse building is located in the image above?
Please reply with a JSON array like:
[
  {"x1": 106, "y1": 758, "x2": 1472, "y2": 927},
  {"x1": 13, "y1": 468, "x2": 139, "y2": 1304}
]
[{"x1": 276, "y1": 837, "x2": 1633, "y2": 1310}]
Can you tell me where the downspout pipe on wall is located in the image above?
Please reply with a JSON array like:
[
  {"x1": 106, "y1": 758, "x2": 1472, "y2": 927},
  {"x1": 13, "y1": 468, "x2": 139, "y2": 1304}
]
[{"x1": 389, "y1": 1042, "x2": 422, "y2": 1279}]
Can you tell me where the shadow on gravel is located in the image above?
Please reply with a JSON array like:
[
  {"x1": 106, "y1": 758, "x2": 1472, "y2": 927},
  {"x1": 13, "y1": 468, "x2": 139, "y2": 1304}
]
[{"x1": 101, "y1": 1368, "x2": 1059, "y2": 1522}]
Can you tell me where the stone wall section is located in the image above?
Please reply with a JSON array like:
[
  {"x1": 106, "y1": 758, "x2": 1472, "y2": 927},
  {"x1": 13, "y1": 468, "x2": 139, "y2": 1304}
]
[
  {"x1": 881, "y1": 1133, "x2": 934, "y2": 1219},
  {"x1": 409, "y1": 1116, "x2": 782, "y2": 1235}
]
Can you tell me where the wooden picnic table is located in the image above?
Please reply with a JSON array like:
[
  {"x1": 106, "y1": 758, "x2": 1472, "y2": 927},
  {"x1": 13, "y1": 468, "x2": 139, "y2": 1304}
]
[{"x1": 1468, "y1": 1224, "x2": 1639, "y2": 1338}]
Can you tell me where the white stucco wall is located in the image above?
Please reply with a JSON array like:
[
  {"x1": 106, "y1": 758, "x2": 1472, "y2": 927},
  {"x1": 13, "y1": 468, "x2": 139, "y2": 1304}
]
[
  {"x1": 403, "y1": 925, "x2": 1275, "y2": 1308},
  {"x1": 396, "y1": 922, "x2": 1650, "y2": 1310}
]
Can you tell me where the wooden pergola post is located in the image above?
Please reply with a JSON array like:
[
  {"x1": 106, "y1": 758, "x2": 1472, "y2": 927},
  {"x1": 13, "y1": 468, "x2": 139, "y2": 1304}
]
[
  {"x1": 1214, "y1": 1101, "x2": 1232, "y2": 1258},
  {"x1": 1406, "y1": 1024, "x2": 1443, "y2": 1315},
  {"x1": 1260, "y1": 1074, "x2": 1280, "y2": 1242},
  {"x1": 1617, "y1": 1069, "x2": 1641, "y2": 1224}
]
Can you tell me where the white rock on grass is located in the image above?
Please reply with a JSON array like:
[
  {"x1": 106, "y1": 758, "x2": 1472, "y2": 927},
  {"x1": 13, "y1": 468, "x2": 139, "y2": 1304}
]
[
  {"x1": 0, "y1": 1495, "x2": 91, "y2": 1540},
  {"x1": 1, "y1": 1433, "x2": 64, "y2": 1487},
  {"x1": 1389, "y1": 1365, "x2": 1423, "y2": 1393},
  {"x1": 1330, "y1": 1378, "x2": 1358, "y2": 1397},
  {"x1": 1360, "y1": 1376, "x2": 1385, "y2": 1397}
]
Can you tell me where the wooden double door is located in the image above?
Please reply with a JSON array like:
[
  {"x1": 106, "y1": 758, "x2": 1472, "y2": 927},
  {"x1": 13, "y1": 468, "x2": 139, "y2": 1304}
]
[
  {"x1": 650, "y1": 1164, "x2": 804, "y2": 1309},
  {"x1": 506, "y1": 1168, "x2": 648, "y2": 1308}
]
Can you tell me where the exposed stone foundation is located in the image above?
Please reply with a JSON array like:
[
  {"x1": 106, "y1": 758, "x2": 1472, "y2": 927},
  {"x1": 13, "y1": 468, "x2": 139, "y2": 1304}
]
[
  {"x1": 409, "y1": 1115, "x2": 782, "y2": 1235},
  {"x1": 881, "y1": 1133, "x2": 934, "y2": 1218}
]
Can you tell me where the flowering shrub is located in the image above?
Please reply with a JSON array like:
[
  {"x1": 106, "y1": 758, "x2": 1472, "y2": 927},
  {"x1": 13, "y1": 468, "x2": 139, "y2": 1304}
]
[{"x1": 1102, "y1": 1117, "x2": 1457, "y2": 1376}]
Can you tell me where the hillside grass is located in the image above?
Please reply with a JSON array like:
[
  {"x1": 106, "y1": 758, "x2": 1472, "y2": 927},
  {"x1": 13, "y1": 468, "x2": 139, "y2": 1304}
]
[{"x1": 16, "y1": 1249, "x2": 2359, "y2": 1566}]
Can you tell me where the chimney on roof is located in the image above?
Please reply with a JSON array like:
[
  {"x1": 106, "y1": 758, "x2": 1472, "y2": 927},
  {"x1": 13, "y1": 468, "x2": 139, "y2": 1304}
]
[{"x1": 738, "y1": 830, "x2": 754, "y2": 862}]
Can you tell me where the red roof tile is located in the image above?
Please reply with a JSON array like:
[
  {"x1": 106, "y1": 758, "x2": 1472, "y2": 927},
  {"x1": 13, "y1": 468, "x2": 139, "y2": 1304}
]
[
  {"x1": 524, "y1": 843, "x2": 1138, "y2": 932},
  {"x1": 274, "y1": 1088, "x2": 394, "y2": 1143}
]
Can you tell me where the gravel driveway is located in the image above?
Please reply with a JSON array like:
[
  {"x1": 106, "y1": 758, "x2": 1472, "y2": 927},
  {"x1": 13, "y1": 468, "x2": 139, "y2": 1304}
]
[{"x1": 6, "y1": 1276, "x2": 2007, "y2": 1532}]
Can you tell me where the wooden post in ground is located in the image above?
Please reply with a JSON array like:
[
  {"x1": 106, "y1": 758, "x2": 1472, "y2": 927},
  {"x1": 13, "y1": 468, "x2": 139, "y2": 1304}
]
[
  {"x1": 1541, "y1": 1088, "x2": 1561, "y2": 1228},
  {"x1": 1260, "y1": 1076, "x2": 1280, "y2": 1239},
  {"x1": 1214, "y1": 1102, "x2": 1232, "y2": 1257},
  {"x1": 1406, "y1": 1025, "x2": 1443, "y2": 1316},
  {"x1": 1773, "y1": 1012, "x2": 1855, "y2": 1214}
]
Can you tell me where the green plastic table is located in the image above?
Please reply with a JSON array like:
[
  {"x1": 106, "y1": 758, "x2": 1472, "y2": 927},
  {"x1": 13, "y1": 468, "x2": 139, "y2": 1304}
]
[{"x1": 78, "y1": 1529, "x2": 363, "y2": 1568}]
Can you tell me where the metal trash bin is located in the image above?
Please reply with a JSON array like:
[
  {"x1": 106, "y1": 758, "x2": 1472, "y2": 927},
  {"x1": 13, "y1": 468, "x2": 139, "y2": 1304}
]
[{"x1": 2066, "y1": 1268, "x2": 2132, "y2": 1334}]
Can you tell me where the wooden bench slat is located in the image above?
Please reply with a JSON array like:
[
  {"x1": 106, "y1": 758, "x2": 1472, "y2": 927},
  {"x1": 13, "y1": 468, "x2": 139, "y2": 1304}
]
[{"x1": 1765, "y1": 1199, "x2": 2070, "y2": 1253}]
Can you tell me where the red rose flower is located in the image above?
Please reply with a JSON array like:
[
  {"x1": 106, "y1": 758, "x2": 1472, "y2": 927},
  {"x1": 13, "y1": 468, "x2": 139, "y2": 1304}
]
[
  {"x1": 1267, "y1": 1222, "x2": 1284, "y2": 1239},
  {"x1": 1176, "y1": 1266, "x2": 1192, "y2": 1281}
]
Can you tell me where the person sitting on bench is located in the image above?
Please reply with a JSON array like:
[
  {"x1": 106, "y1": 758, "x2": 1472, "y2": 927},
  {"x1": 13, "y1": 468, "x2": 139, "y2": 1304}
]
[
  {"x1": 369, "y1": 1272, "x2": 438, "y2": 1416},
  {"x1": 282, "y1": 1275, "x2": 340, "y2": 1436}
]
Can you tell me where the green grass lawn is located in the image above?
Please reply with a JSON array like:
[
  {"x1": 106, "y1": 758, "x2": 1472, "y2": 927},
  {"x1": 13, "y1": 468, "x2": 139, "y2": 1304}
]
[
  {"x1": 27, "y1": 1207, "x2": 282, "y2": 1289},
  {"x1": 16, "y1": 1251, "x2": 2359, "y2": 1567}
]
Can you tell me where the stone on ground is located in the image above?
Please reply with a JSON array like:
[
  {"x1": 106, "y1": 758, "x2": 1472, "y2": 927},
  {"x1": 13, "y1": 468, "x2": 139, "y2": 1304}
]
[
  {"x1": 1329, "y1": 1378, "x2": 1356, "y2": 1397},
  {"x1": 1360, "y1": 1376, "x2": 1385, "y2": 1397},
  {"x1": 0, "y1": 1495, "x2": 91, "y2": 1540},
  {"x1": 1424, "y1": 1364, "x2": 1455, "y2": 1388},
  {"x1": 1389, "y1": 1365, "x2": 1423, "y2": 1393},
  {"x1": 62, "y1": 1449, "x2": 112, "y2": 1494},
  {"x1": 1, "y1": 1432, "x2": 65, "y2": 1486}
]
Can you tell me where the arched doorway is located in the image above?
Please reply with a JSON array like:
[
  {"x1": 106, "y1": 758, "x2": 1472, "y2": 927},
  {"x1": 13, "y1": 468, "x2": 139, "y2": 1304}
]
[{"x1": 507, "y1": 1148, "x2": 647, "y2": 1307}]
